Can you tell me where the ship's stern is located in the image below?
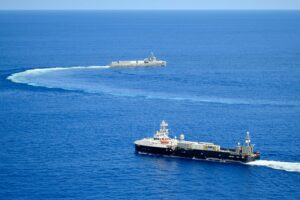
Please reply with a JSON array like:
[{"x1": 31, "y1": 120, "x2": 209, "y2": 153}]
[{"x1": 245, "y1": 152, "x2": 261, "y2": 163}]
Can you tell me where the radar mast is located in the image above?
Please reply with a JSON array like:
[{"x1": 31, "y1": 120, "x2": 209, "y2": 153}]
[
  {"x1": 153, "y1": 120, "x2": 169, "y2": 140},
  {"x1": 245, "y1": 131, "x2": 251, "y2": 146}
]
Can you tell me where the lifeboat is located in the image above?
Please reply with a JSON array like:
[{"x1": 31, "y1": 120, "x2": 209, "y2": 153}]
[{"x1": 160, "y1": 139, "x2": 169, "y2": 144}]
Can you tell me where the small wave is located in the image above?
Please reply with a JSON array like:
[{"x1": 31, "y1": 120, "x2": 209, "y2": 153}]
[{"x1": 247, "y1": 160, "x2": 300, "y2": 173}]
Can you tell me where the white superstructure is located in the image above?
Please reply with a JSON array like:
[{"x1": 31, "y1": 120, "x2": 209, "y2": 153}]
[
  {"x1": 134, "y1": 120, "x2": 220, "y2": 150},
  {"x1": 134, "y1": 120, "x2": 178, "y2": 148}
]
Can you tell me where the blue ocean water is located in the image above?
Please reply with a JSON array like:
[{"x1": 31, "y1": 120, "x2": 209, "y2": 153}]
[{"x1": 0, "y1": 11, "x2": 300, "y2": 199}]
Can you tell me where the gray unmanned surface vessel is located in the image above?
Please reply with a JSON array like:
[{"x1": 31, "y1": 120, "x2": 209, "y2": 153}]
[{"x1": 109, "y1": 53, "x2": 167, "y2": 67}]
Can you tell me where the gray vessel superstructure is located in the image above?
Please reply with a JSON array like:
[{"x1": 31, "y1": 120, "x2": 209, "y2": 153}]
[{"x1": 109, "y1": 53, "x2": 166, "y2": 67}]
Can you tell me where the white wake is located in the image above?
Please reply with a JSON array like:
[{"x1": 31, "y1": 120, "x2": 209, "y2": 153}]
[
  {"x1": 7, "y1": 66, "x2": 110, "y2": 84},
  {"x1": 247, "y1": 160, "x2": 300, "y2": 173},
  {"x1": 6, "y1": 66, "x2": 299, "y2": 106}
]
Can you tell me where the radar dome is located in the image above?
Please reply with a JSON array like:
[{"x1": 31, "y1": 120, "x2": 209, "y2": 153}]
[{"x1": 179, "y1": 134, "x2": 185, "y2": 141}]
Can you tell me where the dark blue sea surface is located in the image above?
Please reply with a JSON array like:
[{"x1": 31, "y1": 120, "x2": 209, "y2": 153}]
[{"x1": 0, "y1": 11, "x2": 300, "y2": 199}]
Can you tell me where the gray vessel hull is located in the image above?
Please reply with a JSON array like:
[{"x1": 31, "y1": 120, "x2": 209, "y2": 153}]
[{"x1": 110, "y1": 60, "x2": 166, "y2": 67}]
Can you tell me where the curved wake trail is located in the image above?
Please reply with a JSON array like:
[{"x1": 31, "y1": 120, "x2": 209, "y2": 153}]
[
  {"x1": 7, "y1": 66, "x2": 110, "y2": 84},
  {"x1": 247, "y1": 160, "x2": 300, "y2": 173},
  {"x1": 7, "y1": 66, "x2": 299, "y2": 106}
]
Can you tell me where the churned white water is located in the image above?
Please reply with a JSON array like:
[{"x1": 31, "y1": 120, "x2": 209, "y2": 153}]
[{"x1": 247, "y1": 160, "x2": 300, "y2": 173}]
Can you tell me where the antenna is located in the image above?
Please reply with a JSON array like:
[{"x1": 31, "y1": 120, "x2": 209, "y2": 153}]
[
  {"x1": 160, "y1": 120, "x2": 169, "y2": 134},
  {"x1": 245, "y1": 131, "x2": 251, "y2": 146}
]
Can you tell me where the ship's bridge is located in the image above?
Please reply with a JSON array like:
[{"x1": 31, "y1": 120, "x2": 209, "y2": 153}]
[
  {"x1": 134, "y1": 120, "x2": 177, "y2": 148},
  {"x1": 144, "y1": 52, "x2": 157, "y2": 63},
  {"x1": 153, "y1": 120, "x2": 169, "y2": 140}
]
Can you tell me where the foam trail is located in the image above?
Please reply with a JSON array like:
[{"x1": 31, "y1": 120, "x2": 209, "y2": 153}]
[
  {"x1": 7, "y1": 66, "x2": 110, "y2": 83},
  {"x1": 7, "y1": 66, "x2": 299, "y2": 106},
  {"x1": 247, "y1": 160, "x2": 300, "y2": 173}
]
